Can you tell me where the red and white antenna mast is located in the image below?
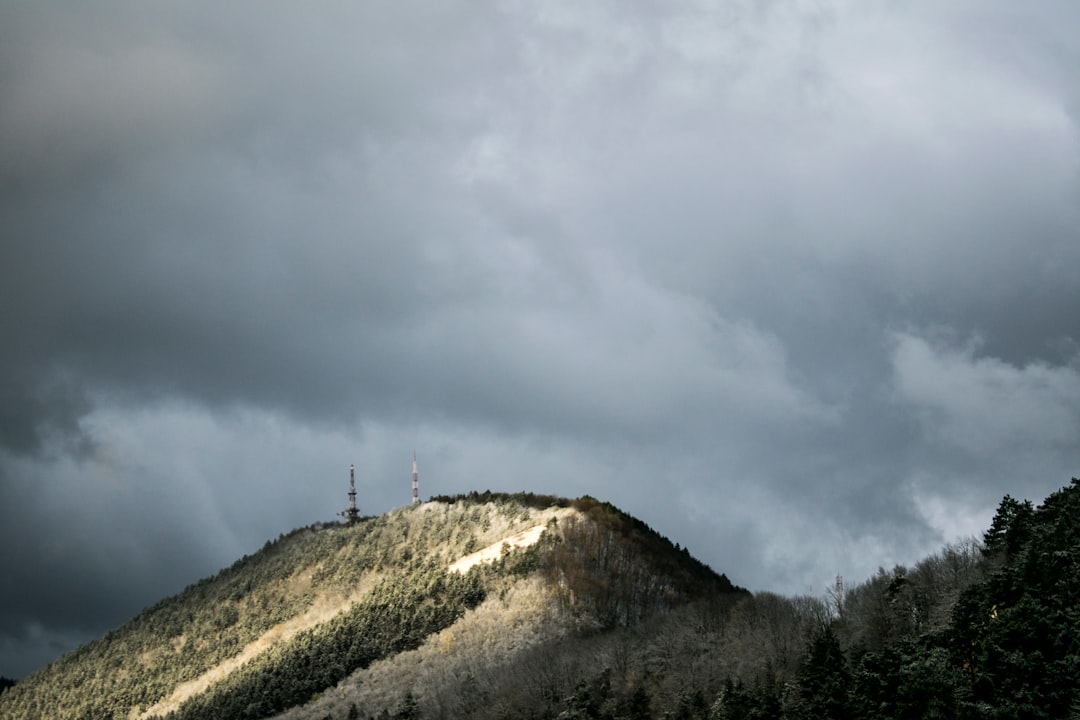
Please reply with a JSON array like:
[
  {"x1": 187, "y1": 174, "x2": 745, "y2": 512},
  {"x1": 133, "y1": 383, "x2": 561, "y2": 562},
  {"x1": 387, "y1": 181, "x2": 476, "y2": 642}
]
[
  {"x1": 411, "y1": 452, "x2": 419, "y2": 505},
  {"x1": 339, "y1": 463, "x2": 360, "y2": 523}
]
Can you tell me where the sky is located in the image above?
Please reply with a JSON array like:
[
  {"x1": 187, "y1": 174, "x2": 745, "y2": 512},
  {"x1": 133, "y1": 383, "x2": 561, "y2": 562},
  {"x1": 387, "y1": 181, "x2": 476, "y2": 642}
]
[{"x1": 2, "y1": 0, "x2": 1079, "y2": 679}]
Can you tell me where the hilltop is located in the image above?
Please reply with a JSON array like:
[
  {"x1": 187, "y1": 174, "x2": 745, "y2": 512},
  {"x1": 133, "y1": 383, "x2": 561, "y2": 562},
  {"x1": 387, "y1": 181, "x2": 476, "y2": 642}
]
[
  {"x1": 3, "y1": 482, "x2": 1078, "y2": 719},
  {"x1": 0, "y1": 493, "x2": 742, "y2": 720}
]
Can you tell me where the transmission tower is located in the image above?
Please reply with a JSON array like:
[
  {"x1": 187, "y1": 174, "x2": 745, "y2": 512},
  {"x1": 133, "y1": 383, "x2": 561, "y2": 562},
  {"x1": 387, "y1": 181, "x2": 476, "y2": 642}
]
[
  {"x1": 339, "y1": 463, "x2": 360, "y2": 524},
  {"x1": 412, "y1": 452, "x2": 420, "y2": 505}
]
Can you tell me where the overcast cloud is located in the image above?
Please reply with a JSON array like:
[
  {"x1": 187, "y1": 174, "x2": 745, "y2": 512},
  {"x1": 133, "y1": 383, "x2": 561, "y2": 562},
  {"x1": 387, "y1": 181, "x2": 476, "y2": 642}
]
[{"x1": 2, "y1": 0, "x2": 1079, "y2": 678}]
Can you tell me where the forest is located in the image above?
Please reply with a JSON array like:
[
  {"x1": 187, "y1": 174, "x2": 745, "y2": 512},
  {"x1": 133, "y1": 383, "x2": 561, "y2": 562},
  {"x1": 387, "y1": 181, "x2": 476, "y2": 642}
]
[
  {"x1": 0, "y1": 482, "x2": 1077, "y2": 720},
  {"x1": 266, "y1": 482, "x2": 1080, "y2": 720},
  {"x1": 416, "y1": 481, "x2": 1078, "y2": 720}
]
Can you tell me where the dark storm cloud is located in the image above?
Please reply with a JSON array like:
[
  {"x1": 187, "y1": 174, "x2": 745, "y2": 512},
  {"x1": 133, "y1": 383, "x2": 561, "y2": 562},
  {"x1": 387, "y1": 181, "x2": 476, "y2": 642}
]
[
  {"x1": 1, "y1": 2, "x2": 530, "y2": 450},
  {"x1": 2, "y1": 0, "x2": 1080, "y2": 678}
]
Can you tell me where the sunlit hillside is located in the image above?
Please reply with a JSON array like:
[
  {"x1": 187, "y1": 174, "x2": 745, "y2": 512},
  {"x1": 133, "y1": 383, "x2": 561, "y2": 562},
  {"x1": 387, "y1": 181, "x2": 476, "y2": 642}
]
[
  {"x1": 0, "y1": 493, "x2": 740, "y2": 720},
  {"x1": 3, "y1": 482, "x2": 1078, "y2": 719}
]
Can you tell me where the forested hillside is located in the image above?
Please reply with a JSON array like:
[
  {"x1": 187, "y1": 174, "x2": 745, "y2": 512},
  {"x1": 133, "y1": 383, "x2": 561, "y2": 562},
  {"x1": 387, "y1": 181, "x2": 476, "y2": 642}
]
[
  {"x1": 2, "y1": 482, "x2": 1077, "y2": 720},
  {"x1": 0, "y1": 493, "x2": 740, "y2": 720},
  {"x1": 277, "y1": 481, "x2": 1080, "y2": 720}
]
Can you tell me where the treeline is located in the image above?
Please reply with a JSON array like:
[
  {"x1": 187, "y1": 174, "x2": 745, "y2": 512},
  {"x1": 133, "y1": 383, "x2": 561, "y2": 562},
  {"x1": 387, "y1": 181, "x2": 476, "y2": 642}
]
[
  {"x1": 7, "y1": 484, "x2": 1076, "y2": 720},
  {"x1": 378, "y1": 480, "x2": 1078, "y2": 720},
  {"x1": 1, "y1": 496, "x2": 647, "y2": 720},
  {"x1": 0, "y1": 499, "x2": 558, "y2": 720},
  {"x1": 542, "y1": 514, "x2": 745, "y2": 630},
  {"x1": 338, "y1": 557, "x2": 958, "y2": 719},
  {"x1": 429, "y1": 490, "x2": 575, "y2": 510},
  {"x1": 431, "y1": 491, "x2": 743, "y2": 599},
  {"x1": 702, "y1": 480, "x2": 1080, "y2": 719},
  {"x1": 311, "y1": 481, "x2": 1078, "y2": 720}
]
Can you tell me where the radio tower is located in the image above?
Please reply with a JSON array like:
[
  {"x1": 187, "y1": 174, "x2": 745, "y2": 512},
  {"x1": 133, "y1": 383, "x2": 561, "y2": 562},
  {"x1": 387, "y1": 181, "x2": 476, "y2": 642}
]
[
  {"x1": 339, "y1": 464, "x2": 360, "y2": 524},
  {"x1": 411, "y1": 452, "x2": 420, "y2": 505}
]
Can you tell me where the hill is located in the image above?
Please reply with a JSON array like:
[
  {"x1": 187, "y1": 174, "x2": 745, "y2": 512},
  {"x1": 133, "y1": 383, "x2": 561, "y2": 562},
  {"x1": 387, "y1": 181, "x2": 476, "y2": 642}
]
[
  {"x1": 3, "y1": 482, "x2": 1078, "y2": 719},
  {"x1": 0, "y1": 493, "x2": 742, "y2": 720}
]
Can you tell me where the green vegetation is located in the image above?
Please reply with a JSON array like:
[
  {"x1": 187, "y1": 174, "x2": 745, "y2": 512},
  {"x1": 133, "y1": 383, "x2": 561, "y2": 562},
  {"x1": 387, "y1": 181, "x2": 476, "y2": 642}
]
[
  {"x1": 319, "y1": 482, "x2": 1078, "y2": 719},
  {"x1": 3, "y1": 481, "x2": 1077, "y2": 720},
  {"x1": 375, "y1": 481, "x2": 1076, "y2": 720},
  {"x1": 542, "y1": 499, "x2": 743, "y2": 628},
  {"x1": 0, "y1": 493, "x2": 739, "y2": 720},
  {"x1": 168, "y1": 559, "x2": 486, "y2": 720},
  {"x1": 0, "y1": 508, "x2": 451, "y2": 720},
  {"x1": 619, "y1": 480, "x2": 1078, "y2": 719}
]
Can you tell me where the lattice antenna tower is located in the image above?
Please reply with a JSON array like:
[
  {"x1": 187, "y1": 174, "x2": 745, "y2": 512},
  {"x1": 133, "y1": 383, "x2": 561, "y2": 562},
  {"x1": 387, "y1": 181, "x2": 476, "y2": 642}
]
[{"x1": 339, "y1": 463, "x2": 360, "y2": 524}]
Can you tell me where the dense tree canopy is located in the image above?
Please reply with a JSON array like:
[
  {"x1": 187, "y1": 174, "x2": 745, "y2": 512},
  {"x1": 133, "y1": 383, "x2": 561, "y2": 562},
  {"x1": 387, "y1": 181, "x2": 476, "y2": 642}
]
[{"x1": 2, "y1": 482, "x2": 1078, "y2": 719}]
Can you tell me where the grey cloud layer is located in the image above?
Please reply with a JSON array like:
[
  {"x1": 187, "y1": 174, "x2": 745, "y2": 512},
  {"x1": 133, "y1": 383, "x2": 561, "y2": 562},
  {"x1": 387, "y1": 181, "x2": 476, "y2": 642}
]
[{"x1": 2, "y1": 0, "x2": 1079, "y2": 678}]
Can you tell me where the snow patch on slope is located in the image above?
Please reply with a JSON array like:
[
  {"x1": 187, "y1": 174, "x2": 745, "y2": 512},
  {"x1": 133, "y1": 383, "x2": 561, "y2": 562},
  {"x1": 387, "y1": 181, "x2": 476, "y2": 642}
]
[{"x1": 447, "y1": 507, "x2": 576, "y2": 574}]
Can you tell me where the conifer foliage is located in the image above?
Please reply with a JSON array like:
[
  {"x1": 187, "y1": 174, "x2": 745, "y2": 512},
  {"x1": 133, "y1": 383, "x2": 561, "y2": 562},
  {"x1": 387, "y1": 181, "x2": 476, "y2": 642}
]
[
  {"x1": 724, "y1": 478, "x2": 1080, "y2": 719},
  {"x1": 2, "y1": 482, "x2": 1078, "y2": 719},
  {"x1": 0, "y1": 493, "x2": 737, "y2": 720}
]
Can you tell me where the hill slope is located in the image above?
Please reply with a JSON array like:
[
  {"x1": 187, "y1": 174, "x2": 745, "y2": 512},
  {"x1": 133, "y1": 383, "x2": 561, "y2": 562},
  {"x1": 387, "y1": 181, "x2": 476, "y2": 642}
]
[
  {"x1": 0, "y1": 493, "x2": 742, "y2": 720},
  {"x1": 4, "y1": 483, "x2": 1079, "y2": 719}
]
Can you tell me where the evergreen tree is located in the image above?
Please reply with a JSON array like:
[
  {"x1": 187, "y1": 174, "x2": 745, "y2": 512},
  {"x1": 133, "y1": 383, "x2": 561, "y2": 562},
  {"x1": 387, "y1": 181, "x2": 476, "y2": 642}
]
[
  {"x1": 983, "y1": 495, "x2": 1035, "y2": 558},
  {"x1": 950, "y1": 479, "x2": 1080, "y2": 718},
  {"x1": 794, "y1": 625, "x2": 851, "y2": 720},
  {"x1": 392, "y1": 691, "x2": 420, "y2": 720}
]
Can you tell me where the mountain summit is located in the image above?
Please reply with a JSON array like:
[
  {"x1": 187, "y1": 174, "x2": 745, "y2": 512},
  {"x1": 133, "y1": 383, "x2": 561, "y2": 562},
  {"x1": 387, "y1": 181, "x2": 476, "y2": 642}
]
[
  {"x1": 4, "y1": 482, "x2": 1080, "y2": 718},
  {"x1": 0, "y1": 493, "x2": 743, "y2": 720}
]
